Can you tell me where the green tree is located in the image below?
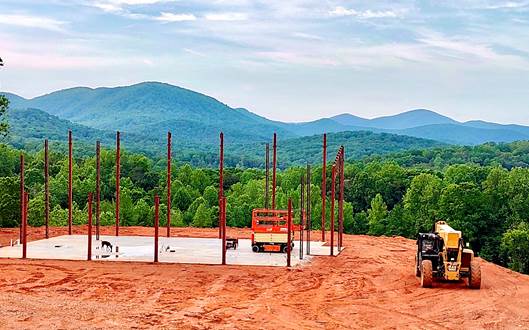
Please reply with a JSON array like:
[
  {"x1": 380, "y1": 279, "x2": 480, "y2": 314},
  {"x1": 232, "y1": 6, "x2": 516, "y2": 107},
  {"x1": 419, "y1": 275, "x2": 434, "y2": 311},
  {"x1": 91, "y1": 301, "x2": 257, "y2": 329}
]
[
  {"x1": 192, "y1": 203, "x2": 213, "y2": 228},
  {"x1": 0, "y1": 94, "x2": 9, "y2": 138},
  {"x1": 368, "y1": 194, "x2": 388, "y2": 236},
  {"x1": 501, "y1": 223, "x2": 529, "y2": 273},
  {"x1": 403, "y1": 173, "x2": 443, "y2": 233},
  {"x1": 0, "y1": 176, "x2": 20, "y2": 227}
]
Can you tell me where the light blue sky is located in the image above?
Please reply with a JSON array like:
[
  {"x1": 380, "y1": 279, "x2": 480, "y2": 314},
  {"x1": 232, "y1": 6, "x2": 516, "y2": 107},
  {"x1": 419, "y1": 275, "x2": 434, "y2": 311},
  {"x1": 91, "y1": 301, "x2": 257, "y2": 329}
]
[{"x1": 1, "y1": 0, "x2": 528, "y2": 124}]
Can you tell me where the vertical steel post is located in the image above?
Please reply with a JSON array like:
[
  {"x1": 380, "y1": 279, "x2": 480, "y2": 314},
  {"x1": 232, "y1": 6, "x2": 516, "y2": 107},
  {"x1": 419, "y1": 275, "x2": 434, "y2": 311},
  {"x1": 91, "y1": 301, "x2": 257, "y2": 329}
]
[
  {"x1": 265, "y1": 143, "x2": 269, "y2": 209},
  {"x1": 306, "y1": 164, "x2": 311, "y2": 255},
  {"x1": 300, "y1": 174, "x2": 304, "y2": 260},
  {"x1": 330, "y1": 165, "x2": 336, "y2": 256},
  {"x1": 115, "y1": 131, "x2": 120, "y2": 236},
  {"x1": 219, "y1": 132, "x2": 224, "y2": 239},
  {"x1": 154, "y1": 195, "x2": 159, "y2": 263},
  {"x1": 321, "y1": 133, "x2": 327, "y2": 242},
  {"x1": 222, "y1": 197, "x2": 227, "y2": 265},
  {"x1": 339, "y1": 147, "x2": 345, "y2": 251},
  {"x1": 22, "y1": 191, "x2": 28, "y2": 259},
  {"x1": 167, "y1": 132, "x2": 172, "y2": 237},
  {"x1": 96, "y1": 141, "x2": 101, "y2": 241},
  {"x1": 287, "y1": 198, "x2": 292, "y2": 267},
  {"x1": 44, "y1": 139, "x2": 49, "y2": 239},
  {"x1": 87, "y1": 193, "x2": 92, "y2": 261},
  {"x1": 272, "y1": 133, "x2": 277, "y2": 210},
  {"x1": 19, "y1": 154, "x2": 24, "y2": 242},
  {"x1": 68, "y1": 130, "x2": 73, "y2": 235}
]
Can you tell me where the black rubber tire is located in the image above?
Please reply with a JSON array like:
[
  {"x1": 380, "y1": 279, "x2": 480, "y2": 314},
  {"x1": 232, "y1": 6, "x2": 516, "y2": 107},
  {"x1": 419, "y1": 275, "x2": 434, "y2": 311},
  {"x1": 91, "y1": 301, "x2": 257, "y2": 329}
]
[
  {"x1": 415, "y1": 256, "x2": 421, "y2": 277},
  {"x1": 421, "y1": 260, "x2": 433, "y2": 288},
  {"x1": 252, "y1": 245, "x2": 260, "y2": 253},
  {"x1": 469, "y1": 260, "x2": 481, "y2": 289}
]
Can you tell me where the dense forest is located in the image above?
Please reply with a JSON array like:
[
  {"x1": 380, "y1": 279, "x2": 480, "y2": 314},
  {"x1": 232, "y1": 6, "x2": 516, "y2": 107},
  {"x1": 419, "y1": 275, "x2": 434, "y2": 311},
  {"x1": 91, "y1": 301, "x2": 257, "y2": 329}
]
[{"x1": 1, "y1": 139, "x2": 529, "y2": 273}]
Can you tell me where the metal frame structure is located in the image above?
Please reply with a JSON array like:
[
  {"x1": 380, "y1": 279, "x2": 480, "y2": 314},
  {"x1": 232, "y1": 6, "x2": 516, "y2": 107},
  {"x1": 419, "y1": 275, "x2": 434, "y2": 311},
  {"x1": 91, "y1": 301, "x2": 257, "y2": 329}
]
[{"x1": 13, "y1": 130, "x2": 344, "y2": 268}]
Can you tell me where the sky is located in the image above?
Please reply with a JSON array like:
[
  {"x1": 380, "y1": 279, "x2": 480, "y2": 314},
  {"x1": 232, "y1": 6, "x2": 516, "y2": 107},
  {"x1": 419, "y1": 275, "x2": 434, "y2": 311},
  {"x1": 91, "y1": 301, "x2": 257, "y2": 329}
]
[{"x1": 0, "y1": 0, "x2": 528, "y2": 124}]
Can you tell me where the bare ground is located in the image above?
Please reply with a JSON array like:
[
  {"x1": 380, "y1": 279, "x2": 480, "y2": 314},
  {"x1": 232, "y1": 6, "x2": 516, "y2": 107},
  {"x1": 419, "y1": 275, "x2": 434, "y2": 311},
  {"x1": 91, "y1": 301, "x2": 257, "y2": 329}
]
[{"x1": 1, "y1": 226, "x2": 528, "y2": 329}]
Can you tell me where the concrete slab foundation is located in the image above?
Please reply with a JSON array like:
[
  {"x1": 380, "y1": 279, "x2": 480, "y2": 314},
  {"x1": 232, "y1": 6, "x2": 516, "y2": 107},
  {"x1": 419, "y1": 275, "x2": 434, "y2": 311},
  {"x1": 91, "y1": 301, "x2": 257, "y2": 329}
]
[{"x1": 0, "y1": 235, "x2": 343, "y2": 267}]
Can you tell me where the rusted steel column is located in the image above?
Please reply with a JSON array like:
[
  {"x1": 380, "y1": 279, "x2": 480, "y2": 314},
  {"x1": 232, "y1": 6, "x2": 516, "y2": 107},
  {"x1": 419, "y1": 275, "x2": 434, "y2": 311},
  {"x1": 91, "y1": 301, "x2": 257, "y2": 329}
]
[
  {"x1": 265, "y1": 143, "x2": 269, "y2": 209},
  {"x1": 222, "y1": 197, "x2": 227, "y2": 265},
  {"x1": 321, "y1": 133, "x2": 326, "y2": 242},
  {"x1": 68, "y1": 130, "x2": 73, "y2": 235},
  {"x1": 339, "y1": 147, "x2": 345, "y2": 251},
  {"x1": 87, "y1": 193, "x2": 92, "y2": 261},
  {"x1": 154, "y1": 195, "x2": 159, "y2": 263},
  {"x1": 115, "y1": 131, "x2": 120, "y2": 236},
  {"x1": 19, "y1": 154, "x2": 24, "y2": 242},
  {"x1": 272, "y1": 133, "x2": 277, "y2": 210},
  {"x1": 167, "y1": 132, "x2": 172, "y2": 237},
  {"x1": 330, "y1": 165, "x2": 336, "y2": 256},
  {"x1": 300, "y1": 174, "x2": 304, "y2": 260},
  {"x1": 287, "y1": 198, "x2": 292, "y2": 267},
  {"x1": 219, "y1": 132, "x2": 224, "y2": 239},
  {"x1": 44, "y1": 139, "x2": 49, "y2": 239},
  {"x1": 306, "y1": 164, "x2": 311, "y2": 255},
  {"x1": 22, "y1": 191, "x2": 28, "y2": 259},
  {"x1": 96, "y1": 141, "x2": 101, "y2": 241}
]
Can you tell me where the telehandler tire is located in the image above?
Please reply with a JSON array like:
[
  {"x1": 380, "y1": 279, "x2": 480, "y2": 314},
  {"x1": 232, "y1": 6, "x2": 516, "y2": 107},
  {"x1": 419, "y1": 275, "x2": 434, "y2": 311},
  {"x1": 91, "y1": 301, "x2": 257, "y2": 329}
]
[
  {"x1": 469, "y1": 260, "x2": 481, "y2": 289},
  {"x1": 415, "y1": 256, "x2": 421, "y2": 277},
  {"x1": 421, "y1": 260, "x2": 433, "y2": 288}
]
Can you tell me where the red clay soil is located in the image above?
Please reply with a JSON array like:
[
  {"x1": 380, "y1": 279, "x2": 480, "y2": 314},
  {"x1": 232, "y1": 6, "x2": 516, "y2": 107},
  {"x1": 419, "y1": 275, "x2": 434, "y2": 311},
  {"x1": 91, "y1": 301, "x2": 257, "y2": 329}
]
[{"x1": 1, "y1": 226, "x2": 529, "y2": 329}]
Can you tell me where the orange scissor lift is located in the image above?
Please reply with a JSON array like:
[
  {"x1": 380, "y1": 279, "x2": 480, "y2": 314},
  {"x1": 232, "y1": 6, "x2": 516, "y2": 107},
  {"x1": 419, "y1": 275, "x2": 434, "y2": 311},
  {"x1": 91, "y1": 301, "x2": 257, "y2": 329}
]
[{"x1": 251, "y1": 209, "x2": 303, "y2": 253}]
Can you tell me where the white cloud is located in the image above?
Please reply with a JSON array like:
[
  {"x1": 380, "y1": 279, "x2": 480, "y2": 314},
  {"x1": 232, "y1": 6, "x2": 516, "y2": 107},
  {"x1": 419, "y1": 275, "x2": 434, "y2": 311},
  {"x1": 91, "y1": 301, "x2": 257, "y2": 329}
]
[
  {"x1": 155, "y1": 12, "x2": 196, "y2": 22},
  {"x1": 204, "y1": 12, "x2": 248, "y2": 21},
  {"x1": 329, "y1": 6, "x2": 400, "y2": 19},
  {"x1": 291, "y1": 32, "x2": 323, "y2": 40},
  {"x1": 183, "y1": 48, "x2": 206, "y2": 57},
  {"x1": 0, "y1": 14, "x2": 66, "y2": 32}
]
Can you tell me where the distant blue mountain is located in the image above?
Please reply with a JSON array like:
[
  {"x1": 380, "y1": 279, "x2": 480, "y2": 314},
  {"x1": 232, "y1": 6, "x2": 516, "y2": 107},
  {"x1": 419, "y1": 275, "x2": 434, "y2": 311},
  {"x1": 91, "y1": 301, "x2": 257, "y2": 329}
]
[{"x1": 4, "y1": 82, "x2": 529, "y2": 146}]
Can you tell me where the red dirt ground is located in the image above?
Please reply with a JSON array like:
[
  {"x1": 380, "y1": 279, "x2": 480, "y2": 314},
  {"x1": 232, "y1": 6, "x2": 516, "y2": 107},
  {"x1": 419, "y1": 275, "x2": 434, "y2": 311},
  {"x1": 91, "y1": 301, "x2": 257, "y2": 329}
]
[{"x1": 1, "y1": 226, "x2": 529, "y2": 329}]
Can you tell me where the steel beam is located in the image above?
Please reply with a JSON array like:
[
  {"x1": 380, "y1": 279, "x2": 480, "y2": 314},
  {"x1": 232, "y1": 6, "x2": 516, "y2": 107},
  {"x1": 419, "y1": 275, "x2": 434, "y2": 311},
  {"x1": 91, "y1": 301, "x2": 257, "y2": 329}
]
[
  {"x1": 339, "y1": 147, "x2": 345, "y2": 251},
  {"x1": 306, "y1": 164, "x2": 311, "y2": 255},
  {"x1": 287, "y1": 198, "x2": 292, "y2": 267},
  {"x1": 272, "y1": 133, "x2": 277, "y2": 209},
  {"x1": 44, "y1": 139, "x2": 49, "y2": 239},
  {"x1": 321, "y1": 133, "x2": 326, "y2": 241},
  {"x1": 68, "y1": 130, "x2": 73, "y2": 235},
  {"x1": 300, "y1": 174, "x2": 304, "y2": 260},
  {"x1": 330, "y1": 165, "x2": 336, "y2": 256},
  {"x1": 22, "y1": 191, "x2": 28, "y2": 259},
  {"x1": 222, "y1": 197, "x2": 227, "y2": 265},
  {"x1": 219, "y1": 132, "x2": 224, "y2": 239},
  {"x1": 96, "y1": 141, "x2": 101, "y2": 241},
  {"x1": 19, "y1": 154, "x2": 24, "y2": 242},
  {"x1": 115, "y1": 131, "x2": 120, "y2": 236},
  {"x1": 265, "y1": 143, "x2": 269, "y2": 209},
  {"x1": 87, "y1": 192, "x2": 92, "y2": 261},
  {"x1": 154, "y1": 195, "x2": 159, "y2": 263},
  {"x1": 167, "y1": 132, "x2": 172, "y2": 237}
]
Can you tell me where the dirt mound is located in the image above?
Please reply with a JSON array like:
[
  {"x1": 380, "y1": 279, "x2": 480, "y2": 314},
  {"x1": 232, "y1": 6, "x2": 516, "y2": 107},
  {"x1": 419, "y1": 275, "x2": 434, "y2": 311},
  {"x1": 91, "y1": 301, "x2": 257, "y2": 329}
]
[{"x1": 1, "y1": 227, "x2": 528, "y2": 329}]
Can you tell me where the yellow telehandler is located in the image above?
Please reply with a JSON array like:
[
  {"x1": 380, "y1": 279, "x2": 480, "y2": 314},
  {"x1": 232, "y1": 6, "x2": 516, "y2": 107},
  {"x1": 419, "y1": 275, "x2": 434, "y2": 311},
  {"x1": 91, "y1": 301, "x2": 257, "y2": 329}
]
[{"x1": 415, "y1": 221, "x2": 481, "y2": 289}]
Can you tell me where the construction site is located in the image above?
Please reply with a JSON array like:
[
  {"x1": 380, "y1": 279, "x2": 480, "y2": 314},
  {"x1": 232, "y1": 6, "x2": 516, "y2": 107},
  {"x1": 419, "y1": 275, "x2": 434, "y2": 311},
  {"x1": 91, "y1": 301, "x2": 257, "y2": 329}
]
[
  {"x1": 0, "y1": 131, "x2": 345, "y2": 268},
  {"x1": 1, "y1": 130, "x2": 529, "y2": 329}
]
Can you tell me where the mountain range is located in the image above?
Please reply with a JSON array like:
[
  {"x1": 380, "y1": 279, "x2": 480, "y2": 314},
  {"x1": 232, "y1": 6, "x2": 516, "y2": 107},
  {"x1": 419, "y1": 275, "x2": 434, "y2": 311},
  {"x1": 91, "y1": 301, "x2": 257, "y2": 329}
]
[{"x1": 3, "y1": 81, "x2": 529, "y2": 165}]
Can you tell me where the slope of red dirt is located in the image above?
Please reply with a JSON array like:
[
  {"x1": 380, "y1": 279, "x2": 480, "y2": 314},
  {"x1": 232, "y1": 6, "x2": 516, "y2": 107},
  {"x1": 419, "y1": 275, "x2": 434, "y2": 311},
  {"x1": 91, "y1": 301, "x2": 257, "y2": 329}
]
[{"x1": 1, "y1": 226, "x2": 528, "y2": 329}]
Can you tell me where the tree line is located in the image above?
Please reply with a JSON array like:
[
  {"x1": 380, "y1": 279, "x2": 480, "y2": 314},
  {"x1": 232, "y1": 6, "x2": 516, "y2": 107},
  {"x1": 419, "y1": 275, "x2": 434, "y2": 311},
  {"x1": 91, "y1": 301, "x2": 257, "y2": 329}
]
[{"x1": 0, "y1": 141, "x2": 528, "y2": 274}]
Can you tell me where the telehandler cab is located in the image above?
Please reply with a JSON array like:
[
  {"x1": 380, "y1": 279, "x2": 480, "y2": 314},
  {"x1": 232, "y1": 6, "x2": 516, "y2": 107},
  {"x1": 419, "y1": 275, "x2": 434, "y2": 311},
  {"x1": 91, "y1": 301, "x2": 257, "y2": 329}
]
[{"x1": 416, "y1": 221, "x2": 481, "y2": 289}]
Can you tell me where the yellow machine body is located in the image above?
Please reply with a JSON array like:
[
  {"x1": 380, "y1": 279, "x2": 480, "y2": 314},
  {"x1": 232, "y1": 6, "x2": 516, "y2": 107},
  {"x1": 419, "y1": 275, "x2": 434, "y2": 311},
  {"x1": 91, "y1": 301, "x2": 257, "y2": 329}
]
[{"x1": 434, "y1": 221, "x2": 474, "y2": 281}]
